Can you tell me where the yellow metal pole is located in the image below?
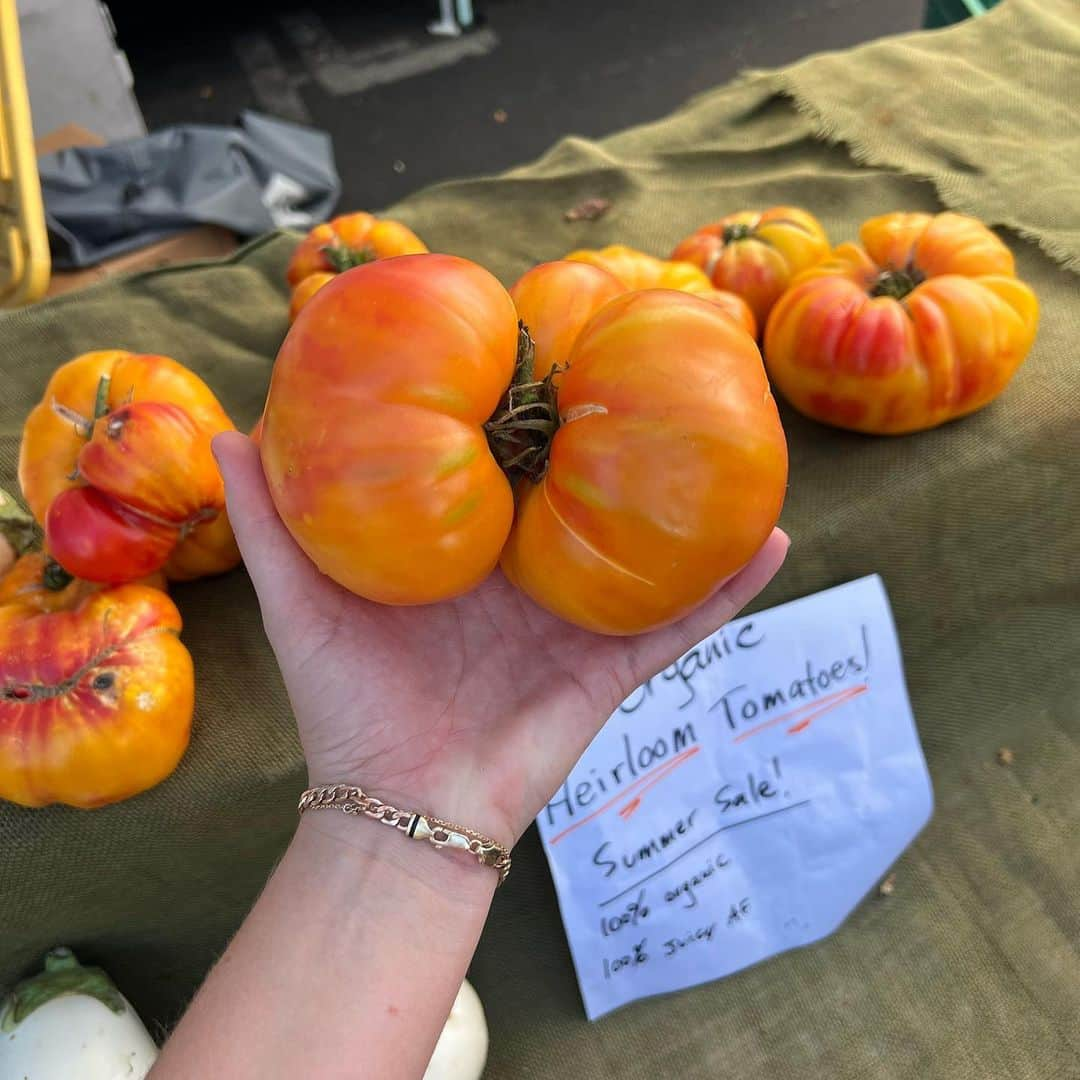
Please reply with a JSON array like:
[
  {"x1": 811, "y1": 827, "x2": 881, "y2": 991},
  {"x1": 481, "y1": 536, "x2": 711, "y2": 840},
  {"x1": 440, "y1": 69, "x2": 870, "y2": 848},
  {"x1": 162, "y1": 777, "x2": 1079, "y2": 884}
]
[{"x1": 0, "y1": 0, "x2": 50, "y2": 306}]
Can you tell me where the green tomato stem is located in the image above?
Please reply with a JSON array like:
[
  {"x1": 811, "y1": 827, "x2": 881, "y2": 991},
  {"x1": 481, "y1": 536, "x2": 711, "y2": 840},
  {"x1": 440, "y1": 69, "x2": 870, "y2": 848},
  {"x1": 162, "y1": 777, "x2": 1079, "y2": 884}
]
[
  {"x1": 484, "y1": 323, "x2": 561, "y2": 484},
  {"x1": 870, "y1": 265, "x2": 926, "y2": 300},
  {"x1": 0, "y1": 948, "x2": 126, "y2": 1032},
  {"x1": 92, "y1": 374, "x2": 112, "y2": 421},
  {"x1": 321, "y1": 243, "x2": 376, "y2": 273}
]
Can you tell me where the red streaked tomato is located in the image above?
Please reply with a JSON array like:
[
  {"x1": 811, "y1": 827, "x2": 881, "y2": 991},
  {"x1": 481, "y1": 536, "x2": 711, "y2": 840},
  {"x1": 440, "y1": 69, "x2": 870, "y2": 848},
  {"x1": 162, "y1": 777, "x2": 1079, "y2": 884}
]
[
  {"x1": 19, "y1": 350, "x2": 238, "y2": 582},
  {"x1": 0, "y1": 553, "x2": 193, "y2": 808},
  {"x1": 763, "y1": 211, "x2": 1039, "y2": 434},
  {"x1": 78, "y1": 401, "x2": 224, "y2": 522},
  {"x1": 45, "y1": 487, "x2": 179, "y2": 583},
  {"x1": 672, "y1": 206, "x2": 830, "y2": 329}
]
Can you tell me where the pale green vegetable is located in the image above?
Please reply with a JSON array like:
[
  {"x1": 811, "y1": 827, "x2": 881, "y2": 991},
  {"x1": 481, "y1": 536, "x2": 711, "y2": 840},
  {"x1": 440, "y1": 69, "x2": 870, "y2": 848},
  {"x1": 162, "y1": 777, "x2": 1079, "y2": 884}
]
[
  {"x1": 0, "y1": 948, "x2": 158, "y2": 1080},
  {"x1": 423, "y1": 979, "x2": 489, "y2": 1080}
]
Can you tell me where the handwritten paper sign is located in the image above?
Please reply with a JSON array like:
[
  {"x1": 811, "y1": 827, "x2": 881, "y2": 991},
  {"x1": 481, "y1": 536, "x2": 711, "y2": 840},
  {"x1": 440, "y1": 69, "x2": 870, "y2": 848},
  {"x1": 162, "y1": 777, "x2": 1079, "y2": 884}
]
[{"x1": 537, "y1": 575, "x2": 933, "y2": 1020}]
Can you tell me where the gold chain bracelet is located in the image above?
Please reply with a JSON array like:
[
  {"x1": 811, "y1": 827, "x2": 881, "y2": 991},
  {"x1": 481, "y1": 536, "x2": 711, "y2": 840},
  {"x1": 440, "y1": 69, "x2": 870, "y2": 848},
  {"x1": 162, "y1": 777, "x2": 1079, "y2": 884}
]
[{"x1": 298, "y1": 784, "x2": 511, "y2": 886}]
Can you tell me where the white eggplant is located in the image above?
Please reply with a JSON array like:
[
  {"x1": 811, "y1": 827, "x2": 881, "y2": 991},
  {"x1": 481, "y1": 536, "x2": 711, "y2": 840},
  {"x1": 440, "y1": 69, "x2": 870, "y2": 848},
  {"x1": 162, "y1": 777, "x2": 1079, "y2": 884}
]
[
  {"x1": 423, "y1": 979, "x2": 489, "y2": 1080},
  {"x1": 0, "y1": 948, "x2": 158, "y2": 1080}
]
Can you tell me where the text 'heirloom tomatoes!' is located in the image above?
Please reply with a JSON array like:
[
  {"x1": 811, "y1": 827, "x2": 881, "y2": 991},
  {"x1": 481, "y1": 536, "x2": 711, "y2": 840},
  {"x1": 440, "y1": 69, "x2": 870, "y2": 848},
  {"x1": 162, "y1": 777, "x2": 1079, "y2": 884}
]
[{"x1": 763, "y1": 211, "x2": 1039, "y2": 434}]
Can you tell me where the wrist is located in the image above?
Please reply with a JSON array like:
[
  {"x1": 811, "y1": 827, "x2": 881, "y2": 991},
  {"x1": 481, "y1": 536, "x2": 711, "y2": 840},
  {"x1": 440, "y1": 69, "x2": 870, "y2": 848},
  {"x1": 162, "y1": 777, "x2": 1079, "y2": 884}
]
[
  {"x1": 296, "y1": 801, "x2": 498, "y2": 910},
  {"x1": 304, "y1": 762, "x2": 520, "y2": 852}
]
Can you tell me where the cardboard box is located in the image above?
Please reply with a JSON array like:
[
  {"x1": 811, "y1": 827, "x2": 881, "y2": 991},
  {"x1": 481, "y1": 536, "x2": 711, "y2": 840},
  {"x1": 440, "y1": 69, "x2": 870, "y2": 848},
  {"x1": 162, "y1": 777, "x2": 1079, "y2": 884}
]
[
  {"x1": 34, "y1": 123, "x2": 105, "y2": 156},
  {"x1": 45, "y1": 226, "x2": 239, "y2": 297}
]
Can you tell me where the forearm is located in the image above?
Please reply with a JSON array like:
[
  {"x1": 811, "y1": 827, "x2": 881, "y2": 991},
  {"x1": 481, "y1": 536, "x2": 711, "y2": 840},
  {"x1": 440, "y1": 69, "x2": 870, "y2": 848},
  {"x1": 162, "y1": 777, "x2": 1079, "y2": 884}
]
[{"x1": 152, "y1": 809, "x2": 495, "y2": 1079}]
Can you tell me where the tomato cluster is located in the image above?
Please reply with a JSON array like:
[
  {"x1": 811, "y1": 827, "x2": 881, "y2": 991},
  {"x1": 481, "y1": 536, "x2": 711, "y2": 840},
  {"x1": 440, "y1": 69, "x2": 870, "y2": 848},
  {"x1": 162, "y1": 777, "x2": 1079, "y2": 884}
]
[
  {"x1": 2, "y1": 202, "x2": 1039, "y2": 808},
  {"x1": 261, "y1": 206, "x2": 1038, "y2": 631},
  {"x1": 262, "y1": 252, "x2": 788, "y2": 634},
  {"x1": 762, "y1": 212, "x2": 1038, "y2": 434}
]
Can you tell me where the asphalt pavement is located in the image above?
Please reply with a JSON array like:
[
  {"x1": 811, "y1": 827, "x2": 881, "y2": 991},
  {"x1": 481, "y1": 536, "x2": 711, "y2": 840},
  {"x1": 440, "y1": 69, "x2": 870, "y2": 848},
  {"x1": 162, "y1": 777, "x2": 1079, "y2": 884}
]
[{"x1": 111, "y1": 0, "x2": 925, "y2": 209}]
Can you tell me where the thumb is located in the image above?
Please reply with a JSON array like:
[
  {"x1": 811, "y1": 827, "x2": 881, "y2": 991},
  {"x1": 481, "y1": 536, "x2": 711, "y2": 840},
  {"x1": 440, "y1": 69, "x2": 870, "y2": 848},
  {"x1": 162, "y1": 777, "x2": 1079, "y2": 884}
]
[
  {"x1": 628, "y1": 528, "x2": 791, "y2": 679},
  {"x1": 212, "y1": 430, "x2": 321, "y2": 619}
]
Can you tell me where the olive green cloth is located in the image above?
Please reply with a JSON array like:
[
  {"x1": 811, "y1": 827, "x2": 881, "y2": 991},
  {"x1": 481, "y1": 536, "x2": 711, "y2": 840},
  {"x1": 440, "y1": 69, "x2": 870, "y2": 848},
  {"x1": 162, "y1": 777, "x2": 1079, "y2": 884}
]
[{"x1": 2, "y1": 0, "x2": 1078, "y2": 1075}]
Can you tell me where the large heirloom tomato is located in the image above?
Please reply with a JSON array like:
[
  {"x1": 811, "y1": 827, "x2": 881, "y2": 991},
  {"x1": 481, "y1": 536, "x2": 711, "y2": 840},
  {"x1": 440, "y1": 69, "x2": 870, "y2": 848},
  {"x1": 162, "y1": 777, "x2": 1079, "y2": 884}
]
[
  {"x1": 18, "y1": 351, "x2": 239, "y2": 583},
  {"x1": 0, "y1": 550, "x2": 193, "y2": 808},
  {"x1": 499, "y1": 288, "x2": 788, "y2": 634},
  {"x1": 286, "y1": 212, "x2": 429, "y2": 321},
  {"x1": 671, "y1": 207, "x2": 830, "y2": 329},
  {"x1": 560, "y1": 245, "x2": 757, "y2": 337},
  {"x1": 763, "y1": 212, "x2": 1039, "y2": 434},
  {"x1": 261, "y1": 254, "x2": 519, "y2": 604}
]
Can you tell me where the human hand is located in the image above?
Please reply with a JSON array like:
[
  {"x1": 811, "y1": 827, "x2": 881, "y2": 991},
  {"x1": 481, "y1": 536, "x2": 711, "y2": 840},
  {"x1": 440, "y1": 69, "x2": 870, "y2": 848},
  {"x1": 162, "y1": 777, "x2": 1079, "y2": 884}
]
[{"x1": 214, "y1": 431, "x2": 789, "y2": 849}]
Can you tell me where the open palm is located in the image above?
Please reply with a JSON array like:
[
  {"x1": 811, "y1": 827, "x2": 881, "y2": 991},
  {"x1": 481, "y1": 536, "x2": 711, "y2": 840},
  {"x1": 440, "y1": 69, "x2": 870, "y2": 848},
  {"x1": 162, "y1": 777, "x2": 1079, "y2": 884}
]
[{"x1": 215, "y1": 432, "x2": 788, "y2": 846}]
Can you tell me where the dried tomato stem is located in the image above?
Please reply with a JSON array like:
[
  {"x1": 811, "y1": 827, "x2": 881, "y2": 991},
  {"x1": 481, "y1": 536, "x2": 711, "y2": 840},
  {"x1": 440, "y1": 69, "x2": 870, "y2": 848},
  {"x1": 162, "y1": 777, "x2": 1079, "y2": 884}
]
[
  {"x1": 51, "y1": 400, "x2": 92, "y2": 438},
  {"x1": 51, "y1": 374, "x2": 112, "y2": 441},
  {"x1": 2, "y1": 641, "x2": 118, "y2": 701},
  {"x1": 484, "y1": 323, "x2": 562, "y2": 484}
]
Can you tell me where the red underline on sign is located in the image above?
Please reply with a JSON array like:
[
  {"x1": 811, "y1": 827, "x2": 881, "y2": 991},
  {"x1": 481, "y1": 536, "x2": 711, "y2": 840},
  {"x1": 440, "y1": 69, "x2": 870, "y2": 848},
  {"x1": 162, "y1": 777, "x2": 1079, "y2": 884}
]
[
  {"x1": 548, "y1": 746, "x2": 701, "y2": 847},
  {"x1": 617, "y1": 753, "x2": 695, "y2": 821},
  {"x1": 732, "y1": 683, "x2": 869, "y2": 745}
]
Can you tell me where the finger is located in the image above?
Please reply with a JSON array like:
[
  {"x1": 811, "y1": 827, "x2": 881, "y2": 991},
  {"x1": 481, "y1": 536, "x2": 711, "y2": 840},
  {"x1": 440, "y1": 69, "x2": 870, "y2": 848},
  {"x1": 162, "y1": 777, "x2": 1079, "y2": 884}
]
[
  {"x1": 630, "y1": 528, "x2": 790, "y2": 676},
  {"x1": 704, "y1": 528, "x2": 791, "y2": 627},
  {"x1": 212, "y1": 431, "x2": 322, "y2": 616}
]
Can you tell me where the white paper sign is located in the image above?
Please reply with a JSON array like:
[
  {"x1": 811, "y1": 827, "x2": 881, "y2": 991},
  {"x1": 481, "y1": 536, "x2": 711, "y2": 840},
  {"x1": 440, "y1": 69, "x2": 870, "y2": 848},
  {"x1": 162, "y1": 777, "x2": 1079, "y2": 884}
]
[{"x1": 537, "y1": 575, "x2": 933, "y2": 1020}]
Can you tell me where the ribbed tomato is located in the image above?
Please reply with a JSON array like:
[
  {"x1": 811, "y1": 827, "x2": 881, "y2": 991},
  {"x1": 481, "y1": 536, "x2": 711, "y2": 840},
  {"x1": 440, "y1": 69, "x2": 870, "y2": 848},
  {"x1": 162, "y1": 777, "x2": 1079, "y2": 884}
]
[
  {"x1": 261, "y1": 254, "x2": 520, "y2": 604},
  {"x1": 0, "y1": 552, "x2": 192, "y2": 808},
  {"x1": 19, "y1": 351, "x2": 239, "y2": 582},
  {"x1": 671, "y1": 207, "x2": 830, "y2": 329},
  {"x1": 500, "y1": 290, "x2": 788, "y2": 634},
  {"x1": 763, "y1": 212, "x2": 1039, "y2": 434},
  {"x1": 45, "y1": 486, "x2": 179, "y2": 583},
  {"x1": 44, "y1": 399, "x2": 229, "y2": 583}
]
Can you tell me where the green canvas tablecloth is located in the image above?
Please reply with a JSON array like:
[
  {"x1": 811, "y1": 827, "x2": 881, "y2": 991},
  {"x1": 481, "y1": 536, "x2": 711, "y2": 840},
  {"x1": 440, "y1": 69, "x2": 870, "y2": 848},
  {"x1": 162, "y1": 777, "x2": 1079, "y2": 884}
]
[{"x1": 2, "y1": 1, "x2": 1078, "y2": 1075}]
